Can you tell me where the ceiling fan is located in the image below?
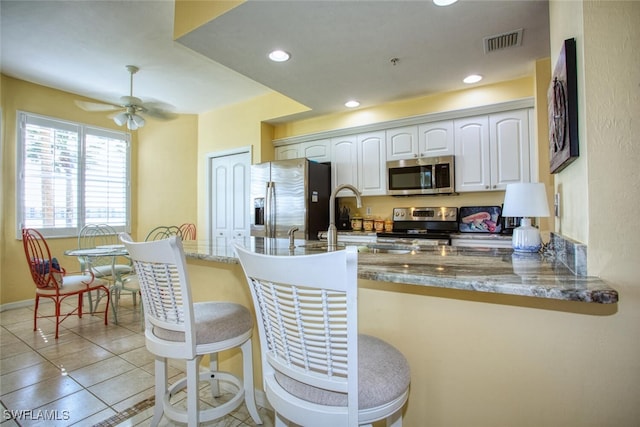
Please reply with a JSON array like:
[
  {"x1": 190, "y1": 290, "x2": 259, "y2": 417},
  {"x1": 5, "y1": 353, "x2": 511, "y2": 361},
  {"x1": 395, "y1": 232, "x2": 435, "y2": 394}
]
[{"x1": 75, "y1": 65, "x2": 176, "y2": 130}]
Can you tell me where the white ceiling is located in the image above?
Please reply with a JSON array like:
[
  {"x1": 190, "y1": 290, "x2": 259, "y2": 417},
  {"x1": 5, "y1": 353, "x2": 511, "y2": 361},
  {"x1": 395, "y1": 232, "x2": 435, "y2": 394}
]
[{"x1": 1, "y1": 0, "x2": 549, "y2": 123}]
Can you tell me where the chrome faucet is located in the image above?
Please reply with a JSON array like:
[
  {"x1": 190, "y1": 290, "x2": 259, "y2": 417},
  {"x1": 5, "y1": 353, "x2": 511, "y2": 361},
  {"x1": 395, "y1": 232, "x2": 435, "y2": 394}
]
[
  {"x1": 328, "y1": 184, "x2": 362, "y2": 250},
  {"x1": 287, "y1": 226, "x2": 299, "y2": 251}
]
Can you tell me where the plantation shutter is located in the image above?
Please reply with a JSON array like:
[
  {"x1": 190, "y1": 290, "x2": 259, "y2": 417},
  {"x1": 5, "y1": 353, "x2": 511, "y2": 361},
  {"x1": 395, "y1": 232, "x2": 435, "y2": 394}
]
[
  {"x1": 18, "y1": 112, "x2": 130, "y2": 238},
  {"x1": 84, "y1": 127, "x2": 129, "y2": 227}
]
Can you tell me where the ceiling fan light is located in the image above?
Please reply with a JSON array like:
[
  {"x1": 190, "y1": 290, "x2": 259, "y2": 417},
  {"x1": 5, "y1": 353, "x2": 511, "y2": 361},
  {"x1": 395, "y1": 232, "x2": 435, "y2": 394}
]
[
  {"x1": 131, "y1": 114, "x2": 145, "y2": 127},
  {"x1": 114, "y1": 112, "x2": 128, "y2": 126},
  {"x1": 127, "y1": 116, "x2": 137, "y2": 130}
]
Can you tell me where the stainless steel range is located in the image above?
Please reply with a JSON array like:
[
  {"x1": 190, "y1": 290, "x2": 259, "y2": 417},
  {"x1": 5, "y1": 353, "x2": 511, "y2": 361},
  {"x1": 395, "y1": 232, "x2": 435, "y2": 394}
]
[{"x1": 377, "y1": 207, "x2": 458, "y2": 245}]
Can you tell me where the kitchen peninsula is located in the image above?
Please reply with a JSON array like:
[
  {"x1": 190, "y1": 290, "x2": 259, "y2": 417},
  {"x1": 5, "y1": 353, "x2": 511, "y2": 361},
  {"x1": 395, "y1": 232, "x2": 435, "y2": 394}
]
[{"x1": 182, "y1": 237, "x2": 618, "y2": 304}]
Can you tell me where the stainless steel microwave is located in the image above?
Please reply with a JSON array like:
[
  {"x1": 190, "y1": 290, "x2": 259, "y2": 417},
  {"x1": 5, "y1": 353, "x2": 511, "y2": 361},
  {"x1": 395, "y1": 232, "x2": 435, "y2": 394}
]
[{"x1": 387, "y1": 155, "x2": 455, "y2": 195}]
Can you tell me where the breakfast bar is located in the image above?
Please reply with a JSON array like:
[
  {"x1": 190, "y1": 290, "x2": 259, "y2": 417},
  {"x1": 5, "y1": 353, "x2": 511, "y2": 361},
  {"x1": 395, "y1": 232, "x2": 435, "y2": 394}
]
[
  {"x1": 176, "y1": 236, "x2": 621, "y2": 427},
  {"x1": 181, "y1": 237, "x2": 618, "y2": 304}
]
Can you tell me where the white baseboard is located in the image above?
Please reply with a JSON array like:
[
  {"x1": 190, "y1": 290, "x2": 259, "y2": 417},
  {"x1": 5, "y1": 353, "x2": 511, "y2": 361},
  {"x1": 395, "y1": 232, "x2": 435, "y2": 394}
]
[{"x1": 0, "y1": 299, "x2": 38, "y2": 312}]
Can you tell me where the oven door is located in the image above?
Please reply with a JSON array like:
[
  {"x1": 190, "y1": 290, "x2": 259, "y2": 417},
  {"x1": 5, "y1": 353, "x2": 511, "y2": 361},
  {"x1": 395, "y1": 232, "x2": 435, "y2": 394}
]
[{"x1": 387, "y1": 160, "x2": 435, "y2": 195}]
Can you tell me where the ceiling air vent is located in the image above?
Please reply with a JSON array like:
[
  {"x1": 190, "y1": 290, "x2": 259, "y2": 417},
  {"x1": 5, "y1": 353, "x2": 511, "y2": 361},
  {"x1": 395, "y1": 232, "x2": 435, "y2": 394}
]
[{"x1": 484, "y1": 29, "x2": 524, "y2": 53}]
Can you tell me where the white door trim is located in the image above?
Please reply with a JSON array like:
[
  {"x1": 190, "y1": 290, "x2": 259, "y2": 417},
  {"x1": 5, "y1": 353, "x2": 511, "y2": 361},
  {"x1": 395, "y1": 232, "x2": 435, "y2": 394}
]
[{"x1": 205, "y1": 146, "x2": 252, "y2": 243}]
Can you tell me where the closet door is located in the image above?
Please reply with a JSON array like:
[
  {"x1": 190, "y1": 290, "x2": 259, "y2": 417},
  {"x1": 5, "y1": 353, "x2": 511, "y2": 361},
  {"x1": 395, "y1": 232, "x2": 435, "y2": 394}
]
[{"x1": 210, "y1": 151, "x2": 250, "y2": 245}]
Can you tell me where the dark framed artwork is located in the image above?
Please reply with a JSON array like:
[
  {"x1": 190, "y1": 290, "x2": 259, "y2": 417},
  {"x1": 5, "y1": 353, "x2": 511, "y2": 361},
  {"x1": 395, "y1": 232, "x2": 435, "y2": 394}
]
[{"x1": 548, "y1": 38, "x2": 579, "y2": 173}]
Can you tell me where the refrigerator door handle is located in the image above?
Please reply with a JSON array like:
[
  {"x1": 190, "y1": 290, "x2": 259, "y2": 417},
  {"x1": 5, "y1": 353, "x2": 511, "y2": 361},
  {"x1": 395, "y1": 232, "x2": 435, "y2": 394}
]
[{"x1": 265, "y1": 181, "x2": 275, "y2": 238}]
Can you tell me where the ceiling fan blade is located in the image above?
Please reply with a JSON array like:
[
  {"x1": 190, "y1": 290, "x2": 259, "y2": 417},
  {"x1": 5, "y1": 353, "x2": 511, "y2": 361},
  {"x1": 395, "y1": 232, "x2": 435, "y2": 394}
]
[
  {"x1": 140, "y1": 102, "x2": 178, "y2": 121},
  {"x1": 120, "y1": 96, "x2": 143, "y2": 106},
  {"x1": 75, "y1": 100, "x2": 122, "y2": 112}
]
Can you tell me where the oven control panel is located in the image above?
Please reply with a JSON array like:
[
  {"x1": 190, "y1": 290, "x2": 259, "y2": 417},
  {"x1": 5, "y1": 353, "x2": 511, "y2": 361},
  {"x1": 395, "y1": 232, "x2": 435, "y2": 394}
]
[{"x1": 392, "y1": 207, "x2": 458, "y2": 222}]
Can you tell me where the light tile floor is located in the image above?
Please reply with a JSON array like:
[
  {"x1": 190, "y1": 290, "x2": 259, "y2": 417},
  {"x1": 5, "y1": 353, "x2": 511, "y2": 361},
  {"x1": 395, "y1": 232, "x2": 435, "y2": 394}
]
[{"x1": 0, "y1": 295, "x2": 274, "y2": 427}]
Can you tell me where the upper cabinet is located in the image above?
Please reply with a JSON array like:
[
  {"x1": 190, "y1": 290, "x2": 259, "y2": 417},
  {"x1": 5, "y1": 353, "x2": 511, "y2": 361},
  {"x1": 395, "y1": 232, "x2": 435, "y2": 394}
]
[
  {"x1": 274, "y1": 145, "x2": 300, "y2": 160},
  {"x1": 454, "y1": 109, "x2": 531, "y2": 192},
  {"x1": 330, "y1": 135, "x2": 359, "y2": 196},
  {"x1": 275, "y1": 139, "x2": 331, "y2": 163},
  {"x1": 331, "y1": 132, "x2": 386, "y2": 197},
  {"x1": 357, "y1": 131, "x2": 386, "y2": 196},
  {"x1": 301, "y1": 139, "x2": 331, "y2": 163},
  {"x1": 418, "y1": 121, "x2": 454, "y2": 156},
  {"x1": 386, "y1": 126, "x2": 419, "y2": 161},
  {"x1": 386, "y1": 121, "x2": 454, "y2": 161},
  {"x1": 272, "y1": 99, "x2": 536, "y2": 195}
]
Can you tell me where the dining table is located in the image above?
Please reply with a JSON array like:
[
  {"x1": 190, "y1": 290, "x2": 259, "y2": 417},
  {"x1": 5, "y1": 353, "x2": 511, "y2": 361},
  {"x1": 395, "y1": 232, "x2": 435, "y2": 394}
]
[{"x1": 64, "y1": 244, "x2": 132, "y2": 323}]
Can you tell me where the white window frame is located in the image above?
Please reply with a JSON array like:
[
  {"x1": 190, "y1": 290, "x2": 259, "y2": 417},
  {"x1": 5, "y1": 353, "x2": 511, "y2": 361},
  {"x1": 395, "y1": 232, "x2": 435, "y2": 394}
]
[{"x1": 16, "y1": 111, "x2": 131, "y2": 239}]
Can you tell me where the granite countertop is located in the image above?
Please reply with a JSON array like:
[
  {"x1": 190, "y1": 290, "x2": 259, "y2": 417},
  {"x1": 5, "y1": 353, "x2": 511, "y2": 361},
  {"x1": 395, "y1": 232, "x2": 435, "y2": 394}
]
[
  {"x1": 182, "y1": 238, "x2": 618, "y2": 304},
  {"x1": 450, "y1": 233, "x2": 513, "y2": 240}
]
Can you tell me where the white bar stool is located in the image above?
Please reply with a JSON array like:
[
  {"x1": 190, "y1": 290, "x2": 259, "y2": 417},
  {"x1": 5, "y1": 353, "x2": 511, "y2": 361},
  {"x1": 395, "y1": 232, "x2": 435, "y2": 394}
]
[{"x1": 120, "y1": 233, "x2": 262, "y2": 426}]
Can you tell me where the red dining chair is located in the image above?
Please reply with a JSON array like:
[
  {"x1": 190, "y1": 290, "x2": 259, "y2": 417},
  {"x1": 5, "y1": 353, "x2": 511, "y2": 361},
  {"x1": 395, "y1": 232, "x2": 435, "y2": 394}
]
[
  {"x1": 144, "y1": 225, "x2": 182, "y2": 241},
  {"x1": 22, "y1": 228, "x2": 110, "y2": 339},
  {"x1": 178, "y1": 223, "x2": 197, "y2": 240}
]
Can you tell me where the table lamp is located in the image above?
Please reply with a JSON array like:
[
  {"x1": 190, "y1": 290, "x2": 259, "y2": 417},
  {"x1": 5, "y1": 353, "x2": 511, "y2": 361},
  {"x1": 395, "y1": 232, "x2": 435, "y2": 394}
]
[{"x1": 502, "y1": 183, "x2": 550, "y2": 253}]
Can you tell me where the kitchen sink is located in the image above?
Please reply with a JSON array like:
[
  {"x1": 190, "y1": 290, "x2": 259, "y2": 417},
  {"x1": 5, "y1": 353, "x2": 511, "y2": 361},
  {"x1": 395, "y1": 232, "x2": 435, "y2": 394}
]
[{"x1": 298, "y1": 242, "x2": 417, "y2": 254}]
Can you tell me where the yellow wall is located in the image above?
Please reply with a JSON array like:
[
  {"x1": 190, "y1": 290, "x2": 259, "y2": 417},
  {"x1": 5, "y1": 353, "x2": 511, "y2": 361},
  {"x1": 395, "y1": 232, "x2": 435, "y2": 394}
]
[
  {"x1": 534, "y1": 57, "x2": 553, "y2": 233},
  {"x1": 195, "y1": 92, "x2": 307, "y2": 238},
  {"x1": 173, "y1": 0, "x2": 244, "y2": 39},
  {"x1": 271, "y1": 75, "x2": 550, "y2": 231},
  {"x1": 184, "y1": 2, "x2": 640, "y2": 426},
  {"x1": 550, "y1": 0, "x2": 589, "y2": 244},
  {"x1": 273, "y1": 76, "x2": 534, "y2": 139},
  {"x1": 0, "y1": 77, "x2": 135, "y2": 304},
  {"x1": 135, "y1": 115, "x2": 198, "y2": 241},
  {"x1": 2, "y1": 1, "x2": 638, "y2": 425},
  {"x1": 0, "y1": 76, "x2": 199, "y2": 304}
]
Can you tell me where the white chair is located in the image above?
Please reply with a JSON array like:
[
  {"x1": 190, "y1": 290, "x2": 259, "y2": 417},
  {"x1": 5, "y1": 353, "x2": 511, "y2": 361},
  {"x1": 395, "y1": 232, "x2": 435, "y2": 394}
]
[
  {"x1": 234, "y1": 244, "x2": 410, "y2": 427},
  {"x1": 78, "y1": 224, "x2": 136, "y2": 322},
  {"x1": 120, "y1": 233, "x2": 262, "y2": 427}
]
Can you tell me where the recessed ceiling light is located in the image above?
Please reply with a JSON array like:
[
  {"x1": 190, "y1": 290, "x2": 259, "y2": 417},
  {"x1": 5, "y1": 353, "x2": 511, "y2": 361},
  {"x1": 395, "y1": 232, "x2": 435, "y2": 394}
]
[
  {"x1": 433, "y1": 0, "x2": 458, "y2": 6},
  {"x1": 463, "y1": 74, "x2": 483, "y2": 84},
  {"x1": 268, "y1": 50, "x2": 290, "y2": 62},
  {"x1": 345, "y1": 100, "x2": 360, "y2": 108}
]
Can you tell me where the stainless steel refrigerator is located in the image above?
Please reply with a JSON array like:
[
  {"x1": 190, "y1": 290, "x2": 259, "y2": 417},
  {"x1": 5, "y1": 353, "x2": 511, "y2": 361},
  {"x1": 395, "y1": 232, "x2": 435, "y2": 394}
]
[{"x1": 250, "y1": 158, "x2": 330, "y2": 240}]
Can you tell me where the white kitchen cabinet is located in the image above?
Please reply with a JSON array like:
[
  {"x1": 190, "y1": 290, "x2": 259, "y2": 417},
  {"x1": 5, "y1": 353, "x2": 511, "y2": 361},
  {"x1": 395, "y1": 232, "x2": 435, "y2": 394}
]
[
  {"x1": 331, "y1": 135, "x2": 359, "y2": 196},
  {"x1": 275, "y1": 139, "x2": 331, "y2": 163},
  {"x1": 386, "y1": 122, "x2": 454, "y2": 161},
  {"x1": 331, "y1": 132, "x2": 386, "y2": 197},
  {"x1": 454, "y1": 115, "x2": 491, "y2": 192},
  {"x1": 386, "y1": 126, "x2": 419, "y2": 161},
  {"x1": 358, "y1": 131, "x2": 386, "y2": 196},
  {"x1": 454, "y1": 109, "x2": 531, "y2": 192},
  {"x1": 275, "y1": 145, "x2": 300, "y2": 160},
  {"x1": 489, "y1": 110, "x2": 530, "y2": 189},
  {"x1": 418, "y1": 120, "x2": 454, "y2": 156}
]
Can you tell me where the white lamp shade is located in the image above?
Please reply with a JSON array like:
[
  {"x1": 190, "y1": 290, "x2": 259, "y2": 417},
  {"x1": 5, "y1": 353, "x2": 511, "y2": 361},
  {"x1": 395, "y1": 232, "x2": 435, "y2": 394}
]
[
  {"x1": 502, "y1": 183, "x2": 550, "y2": 218},
  {"x1": 113, "y1": 112, "x2": 128, "y2": 126},
  {"x1": 114, "y1": 112, "x2": 145, "y2": 130},
  {"x1": 131, "y1": 114, "x2": 145, "y2": 127},
  {"x1": 126, "y1": 116, "x2": 138, "y2": 130}
]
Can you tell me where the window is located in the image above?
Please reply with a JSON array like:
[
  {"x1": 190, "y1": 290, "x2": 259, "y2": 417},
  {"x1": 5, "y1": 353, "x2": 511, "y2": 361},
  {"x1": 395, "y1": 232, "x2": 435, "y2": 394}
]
[{"x1": 17, "y1": 112, "x2": 131, "y2": 238}]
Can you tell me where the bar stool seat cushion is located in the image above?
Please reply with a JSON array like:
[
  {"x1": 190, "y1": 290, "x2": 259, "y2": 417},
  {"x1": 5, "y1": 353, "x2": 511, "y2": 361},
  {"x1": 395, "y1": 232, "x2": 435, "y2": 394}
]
[
  {"x1": 274, "y1": 334, "x2": 410, "y2": 409},
  {"x1": 152, "y1": 302, "x2": 253, "y2": 344}
]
